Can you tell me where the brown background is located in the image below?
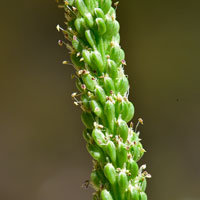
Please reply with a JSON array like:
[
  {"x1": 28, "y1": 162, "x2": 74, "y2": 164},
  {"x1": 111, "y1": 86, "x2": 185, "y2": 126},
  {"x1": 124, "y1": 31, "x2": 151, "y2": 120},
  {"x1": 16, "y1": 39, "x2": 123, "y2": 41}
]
[{"x1": 0, "y1": 0, "x2": 200, "y2": 200}]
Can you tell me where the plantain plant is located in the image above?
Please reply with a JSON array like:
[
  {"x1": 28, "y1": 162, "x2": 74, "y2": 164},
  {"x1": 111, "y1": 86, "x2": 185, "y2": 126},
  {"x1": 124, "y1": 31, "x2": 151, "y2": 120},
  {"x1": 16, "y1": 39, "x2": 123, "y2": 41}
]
[{"x1": 57, "y1": 0, "x2": 151, "y2": 199}]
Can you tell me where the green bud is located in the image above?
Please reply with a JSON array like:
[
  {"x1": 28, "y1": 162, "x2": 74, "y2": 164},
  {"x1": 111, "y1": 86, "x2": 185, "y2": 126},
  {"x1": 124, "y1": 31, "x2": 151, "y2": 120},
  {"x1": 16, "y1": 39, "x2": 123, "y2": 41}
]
[
  {"x1": 110, "y1": 45, "x2": 125, "y2": 66},
  {"x1": 82, "y1": 49, "x2": 92, "y2": 67},
  {"x1": 94, "y1": 8, "x2": 106, "y2": 20},
  {"x1": 74, "y1": 18, "x2": 86, "y2": 36},
  {"x1": 81, "y1": 94, "x2": 90, "y2": 110},
  {"x1": 104, "y1": 163, "x2": 116, "y2": 184},
  {"x1": 140, "y1": 178, "x2": 147, "y2": 192},
  {"x1": 127, "y1": 159, "x2": 139, "y2": 179},
  {"x1": 71, "y1": 53, "x2": 85, "y2": 69},
  {"x1": 90, "y1": 99, "x2": 103, "y2": 118},
  {"x1": 67, "y1": 0, "x2": 74, "y2": 6},
  {"x1": 101, "y1": 189, "x2": 114, "y2": 200},
  {"x1": 130, "y1": 189, "x2": 140, "y2": 200},
  {"x1": 117, "y1": 142, "x2": 127, "y2": 168},
  {"x1": 105, "y1": 18, "x2": 120, "y2": 39},
  {"x1": 90, "y1": 170, "x2": 101, "y2": 189},
  {"x1": 115, "y1": 100, "x2": 128, "y2": 120},
  {"x1": 116, "y1": 119, "x2": 128, "y2": 142},
  {"x1": 81, "y1": 111, "x2": 94, "y2": 129},
  {"x1": 137, "y1": 142, "x2": 145, "y2": 161},
  {"x1": 118, "y1": 171, "x2": 129, "y2": 194},
  {"x1": 92, "y1": 128, "x2": 106, "y2": 147},
  {"x1": 124, "y1": 101, "x2": 135, "y2": 122},
  {"x1": 100, "y1": 0, "x2": 112, "y2": 14},
  {"x1": 83, "y1": 129, "x2": 92, "y2": 143},
  {"x1": 103, "y1": 76, "x2": 115, "y2": 95},
  {"x1": 133, "y1": 145, "x2": 140, "y2": 162},
  {"x1": 139, "y1": 192, "x2": 147, "y2": 200},
  {"x1": 72, "y1": 37, "x2": 82, "y2": 52},
  {"x1": 84, "y1": 0, "x2": 95, "y2": 12},
  {"x1": 104, "y1": 100, "x2": 115, "y2": 133},
  {"x1": 76, "y1": 79, "x2": 84, "y2": 92},
  {"x1": 82, "y1": 73, "x2": 96, "y2": 91},
  {"x1": 116, "y1": 76, "x2": 129, "y2": 96},
  {"x1": 75, "y1": 0, "x2": 89, "y2": 16},
  {"x1": 84, "y1": 13, "x2": 94, "y2": 28},
  {"x1": 95, "y1": 86, "x2": 107, "y2": 105},
  {"x1": 96, "y1": 18, "x2": 107, "y2": 35},
  {"x1": 106, "y1": 141, "x2": 117, "y2": 164},
  {"x1": 87, "y1": 143, "x2": 105, "y2": 162},
  {"x1": 85, "y1": 30, "x2": 96, "y2": 49},
  {"x1": 91, "y1": 51, "x2": 105, "y2": 73},
  {"x1": 96, "y1": 168, "x2": 107, "y2": 184},
  {"x1": 108, "y1": 7, "x2": 116, "y2": 18},
  {"x1": 107, "y1": 59, "x2": 118, "y2": 79}
]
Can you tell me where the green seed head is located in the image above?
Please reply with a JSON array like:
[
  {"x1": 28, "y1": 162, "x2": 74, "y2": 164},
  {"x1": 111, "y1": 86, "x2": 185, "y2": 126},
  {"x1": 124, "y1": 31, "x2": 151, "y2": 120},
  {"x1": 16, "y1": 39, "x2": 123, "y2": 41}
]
[{"x1": 57, "y1": 0, "x2": 150, "y2": 199}]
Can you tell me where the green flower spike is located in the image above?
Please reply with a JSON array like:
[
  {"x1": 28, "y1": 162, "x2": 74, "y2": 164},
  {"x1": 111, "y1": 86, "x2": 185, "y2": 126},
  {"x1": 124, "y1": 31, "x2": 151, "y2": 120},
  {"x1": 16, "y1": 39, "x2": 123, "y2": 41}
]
[{"x1": 57, "y1": 0, "x2": 151, "y2": 199}]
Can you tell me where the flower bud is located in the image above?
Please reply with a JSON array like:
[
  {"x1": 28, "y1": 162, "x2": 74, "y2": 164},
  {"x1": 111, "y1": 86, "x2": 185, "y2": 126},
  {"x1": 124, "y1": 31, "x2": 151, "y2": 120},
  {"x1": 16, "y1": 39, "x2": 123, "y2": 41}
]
[
  {"x1": 106, "y1": 141, "x2": 117, "y2": 164},
  {"x1": 83, "y1": 129, "x2": 92, "y2": 143},
  {"x1": 67, "y1": 0, "x2": 74, "y2": 6},
  {"x1": 96, "y1": 18, "x2": 107, "y2": 35},
  {"x1": 100, "y1": 0, "x2": 112, "y2": 14},
  {"x1": 140, "y1": 178, "x2": 147, "y2": 192},
  {"x1": 110, "y1": 45, "x2": 125, "y2": 66},
  {"x1": 85, "y1": 30, "x2": 96, "y2": 49},
  {"x1": 116, "y1": 76, "x2": 129, "y2": 96},
  {"x1": 82, "y1": 49, "x2": 92, "y2": 67},
  {"x1": 84, "y1": 13, "x2": 94, "y2": 28},
  {"x1": 72, "y1": 37, "x2": 82, "y2": 52},
  {"x1": 130, "y1": 189, "x2": 140, "y2": 200},
  {"x1": 132, "y1": 145, "x2": 140, "y2": 162},
  {"x1": 82, "y1": 73, "x2": 96, "y2": 91},
  {"x1": 127, "y1": 159, "x2": 139, "y2": 179},
  {"x1": 92, "y1": 128, "x2": 106, "y2": 147},
  {"x1": 107, "y1": 59, "x2": 118, "y2": 79},
  {"x1": 71, "y1": 53, "x2": 85, "y2": 69},
  {"x1": 81, "y1": 94, "x2": 90, "y2": 110},
  {"x1": 139, "y1": 192, "x2": 147, "y2": 200},
  {"x1": 84, "y1": 0, "x2": 95, "y2": 12},
  {"x1": 117, "y1": 142, "x2": 127, "y2": 168},
  {"x1": 87, "y1": 143, "x2": 105, "y2": 162},
  {"x1": 81, "y1": 111, "x2": 94, "y2": 129},
  {"x1": 90, "y1": 170, "x2": 101, "y2": 189},
  {"x1": 75, "y1": 0, "x2": 89, "y2": 17},
  {"x1": 124, "y1": 101, "x2": 135, "y2": 122},
  {"x1": 118, "y1": 171, "x2": 129, "y2": 194},
  {"x1": 74, "y1": 18, "x2": 86, "y2": 36},
  {"x1": 104, "y1": 100, "x2": 115, "y2": 133},
  {"x1": 76, "y1": 79, "x2": 84, "y2": 92},
  {"x1": 104, "y1": 163, "x2": 117, "y2": 184},
  {"x1": 116, "y1": 119, "x2": 128, "y2": 142},
  {"x1": 94, "y1": 8, "x2": 106, "y2": 20},
  {"x1": 91, "y1": 51, "x2": 105, "y2": 73},
  {"x1": 103, "y1": 76, "x2": 115, "y2": 95},
  {"x1": 115, "y1": 99, "x2": 127, "y2": 119},
  {"x1": 105, "y1": 18, "x2": 120, "y2": 39},
  {"x1": 95, "y1": 86, "x2": 106, "y2": 105},
  {"x1": 90, "y1": 100, "x2": 103, "y2": 118},
  {"x1": 101, "y1": 189, "x2": 114, "y2": 200}
]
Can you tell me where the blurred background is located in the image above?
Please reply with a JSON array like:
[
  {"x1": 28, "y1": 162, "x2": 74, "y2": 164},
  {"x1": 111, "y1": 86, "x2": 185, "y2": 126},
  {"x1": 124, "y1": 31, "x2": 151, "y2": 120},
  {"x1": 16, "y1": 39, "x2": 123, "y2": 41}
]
[{"x1": 0, "y1": 0, "x2": 200, "y2": 200}]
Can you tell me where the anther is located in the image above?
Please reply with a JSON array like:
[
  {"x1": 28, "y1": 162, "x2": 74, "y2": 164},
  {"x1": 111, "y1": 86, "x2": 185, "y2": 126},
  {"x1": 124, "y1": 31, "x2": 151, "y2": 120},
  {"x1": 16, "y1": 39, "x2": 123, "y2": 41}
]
[
  {"x1": 58, "y1": 40, "x2": 63, "y2": 46},
  {"x1": 71, "y1": 92, "x2": 77, "y2": 98},
  {"x1": 74, "y1": 102, "x2": 79, "y2": 106},
  {"x1": 121, "y1": 60, "x2": 127, "y2": 65}
]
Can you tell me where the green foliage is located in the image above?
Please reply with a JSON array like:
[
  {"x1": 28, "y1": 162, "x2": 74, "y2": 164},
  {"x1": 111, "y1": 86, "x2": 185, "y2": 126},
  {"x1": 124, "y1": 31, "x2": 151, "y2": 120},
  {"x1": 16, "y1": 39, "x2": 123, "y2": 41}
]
[{"x1": 57, "y1": 0, "x2": 150, "y2": 199}]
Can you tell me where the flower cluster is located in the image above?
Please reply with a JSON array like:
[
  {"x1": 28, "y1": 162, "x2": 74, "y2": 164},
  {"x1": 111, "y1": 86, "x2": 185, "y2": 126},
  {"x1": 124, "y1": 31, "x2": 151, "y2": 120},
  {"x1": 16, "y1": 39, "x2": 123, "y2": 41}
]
[{"x1": 57, "y1": 1, "x2": 150, "y2": 199}]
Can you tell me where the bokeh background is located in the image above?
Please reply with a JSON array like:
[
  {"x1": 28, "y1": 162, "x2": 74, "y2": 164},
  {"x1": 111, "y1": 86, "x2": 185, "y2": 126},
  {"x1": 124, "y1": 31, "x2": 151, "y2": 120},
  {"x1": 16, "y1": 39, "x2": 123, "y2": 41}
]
[{"x1": 0, "y1": 0, "x2": 200, "y2": 200}]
